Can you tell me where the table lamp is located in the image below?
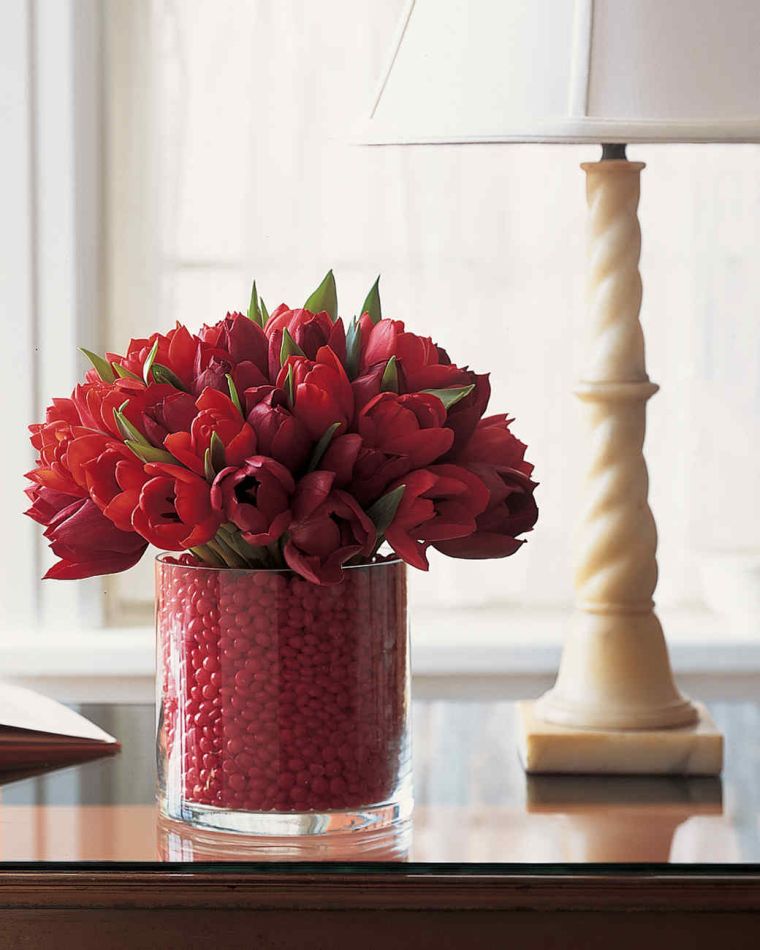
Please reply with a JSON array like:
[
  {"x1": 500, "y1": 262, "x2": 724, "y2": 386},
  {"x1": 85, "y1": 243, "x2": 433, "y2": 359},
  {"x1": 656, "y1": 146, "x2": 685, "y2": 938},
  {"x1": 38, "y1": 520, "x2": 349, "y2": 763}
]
[{"x1": 359, "y1": 0, "x2": 760, "y2": 775}]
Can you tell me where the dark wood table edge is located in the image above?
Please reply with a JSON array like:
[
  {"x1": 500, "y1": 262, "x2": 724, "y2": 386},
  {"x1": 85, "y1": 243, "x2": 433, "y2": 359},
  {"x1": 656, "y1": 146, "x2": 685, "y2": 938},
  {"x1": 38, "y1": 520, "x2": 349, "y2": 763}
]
[{"x1": 1, "y1": 864, "x2": 759, "y2": 911}]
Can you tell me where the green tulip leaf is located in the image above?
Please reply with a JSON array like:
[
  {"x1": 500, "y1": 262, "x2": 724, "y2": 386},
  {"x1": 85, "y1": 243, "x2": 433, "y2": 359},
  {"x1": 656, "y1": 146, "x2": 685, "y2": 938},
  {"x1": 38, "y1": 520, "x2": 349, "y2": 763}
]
[
  {"x1": 260, "y1": 297, "x2": 270, "y2": 325},
  {"x1": 80, "y1": 348, "x2": 116, "y2": 384},
  {"x1": 210, "y1": 431, "x2": 226, "y2": 473},
  {"x1": 226, "y1": 374, "x2": 243, "y2": 416},
  {"x1": 247, "y1": 279, "x2": 263, "y2": 327},
  {"x1": 307, "y1": 422, "x2": 341, "y2": 473},
  {"x1": 112, "y1": 362, "x2": 142, "y2": 382},
  {"x1": 114, "y1": 403, "x2": 150, "y2": 447},
  {"x1": 124, "y1": 440, "x2": 175, "y2": 464},
  {"x1": 345, "y1": 316, "x2": 362, "y2": 379},
  {"x1": 360, "y1": 275, "x2": 382, "y2": 325},
  {"x1": 203, "y1": 447, "x2": 215, "y2": 483},
  {"x1": 304, "y1": 269, "x2": 338, "y2": 320},
  {"x1": 280, "y1": 327, "x2": 306, "y2": 366},
  {"x1": 423, "y1": 383, "x2": 475, "y2": 411},
  {"x1": 152, "y1": 363, "x2": 188, "y2": 391},
  {"x1": 283, "y1": 364, "x2": 295, "y2": 408},
  {"x1": 142, "y1": 339, "x2": 160, "y2": 385},
  {"x1": 366, "y1": 484, "x2": 405, "y2": 538},
  {"x1": 380, "y1": 355, "x2": 399, "y2": 393}
]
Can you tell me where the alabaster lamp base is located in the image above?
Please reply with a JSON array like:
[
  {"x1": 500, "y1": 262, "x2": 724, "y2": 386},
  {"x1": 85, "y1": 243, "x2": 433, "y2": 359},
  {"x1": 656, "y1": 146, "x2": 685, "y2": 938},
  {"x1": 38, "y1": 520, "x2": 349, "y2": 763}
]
[{"x1": 517, "y1": 701, "x2": 723, "y2": 776}]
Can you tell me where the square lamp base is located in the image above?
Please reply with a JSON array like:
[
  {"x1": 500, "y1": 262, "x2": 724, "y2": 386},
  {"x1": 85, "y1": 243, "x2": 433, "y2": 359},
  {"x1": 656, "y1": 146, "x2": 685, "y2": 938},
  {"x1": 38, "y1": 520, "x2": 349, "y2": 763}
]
[{"x1": 517, "y1": 701, "x2": 723, "y2": 776}]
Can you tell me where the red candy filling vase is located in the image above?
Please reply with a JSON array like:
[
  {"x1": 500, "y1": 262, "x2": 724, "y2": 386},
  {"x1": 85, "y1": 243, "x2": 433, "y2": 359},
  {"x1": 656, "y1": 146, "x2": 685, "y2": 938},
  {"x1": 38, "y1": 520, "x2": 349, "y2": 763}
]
[{"x1": 156, "y1": 555, "x2": 412, "y2": 835}]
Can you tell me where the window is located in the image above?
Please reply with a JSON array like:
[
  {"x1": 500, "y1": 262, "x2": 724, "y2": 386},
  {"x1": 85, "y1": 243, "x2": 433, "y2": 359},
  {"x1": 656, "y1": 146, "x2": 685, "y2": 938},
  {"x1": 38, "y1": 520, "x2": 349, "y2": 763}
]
[{"x1": 4, "y1": 0, "x2": 760, "y2": 696}]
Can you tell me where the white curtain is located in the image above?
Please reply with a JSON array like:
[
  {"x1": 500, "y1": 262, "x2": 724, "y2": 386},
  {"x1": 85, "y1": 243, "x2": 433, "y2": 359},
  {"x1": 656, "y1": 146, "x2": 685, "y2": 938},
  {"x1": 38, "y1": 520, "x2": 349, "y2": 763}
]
[{"x1": 103, "y1": 0, "x2": 760, "y2": 619}]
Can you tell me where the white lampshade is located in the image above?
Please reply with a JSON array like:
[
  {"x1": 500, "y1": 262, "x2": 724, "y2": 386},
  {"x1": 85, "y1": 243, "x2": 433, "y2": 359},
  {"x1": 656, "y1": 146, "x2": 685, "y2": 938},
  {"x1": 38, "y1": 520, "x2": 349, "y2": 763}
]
[{"x1": 361, "y1": 0, "x2": 760, "y2": 144}]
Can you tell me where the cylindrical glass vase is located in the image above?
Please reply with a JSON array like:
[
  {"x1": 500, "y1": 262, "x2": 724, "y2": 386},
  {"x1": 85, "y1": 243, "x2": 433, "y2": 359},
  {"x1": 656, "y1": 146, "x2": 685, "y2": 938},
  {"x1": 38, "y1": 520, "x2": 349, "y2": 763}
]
[{"x1": 156, "y1": 556, "x2": 411, "y2": 835}]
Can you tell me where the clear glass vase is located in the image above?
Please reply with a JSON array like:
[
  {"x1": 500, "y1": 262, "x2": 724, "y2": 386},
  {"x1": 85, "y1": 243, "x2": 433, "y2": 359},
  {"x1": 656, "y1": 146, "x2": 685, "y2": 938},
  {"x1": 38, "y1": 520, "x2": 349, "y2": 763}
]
[{"x1": 156, "y1": 555, "x2": 412, "y2": 835}]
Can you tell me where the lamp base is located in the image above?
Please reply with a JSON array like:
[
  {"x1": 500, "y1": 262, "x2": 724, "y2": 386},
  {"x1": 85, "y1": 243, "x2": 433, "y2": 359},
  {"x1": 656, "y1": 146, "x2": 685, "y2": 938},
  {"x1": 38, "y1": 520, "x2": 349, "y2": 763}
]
[{"x1": 517, "y1": 701, "x2": 723, "y2": 776}]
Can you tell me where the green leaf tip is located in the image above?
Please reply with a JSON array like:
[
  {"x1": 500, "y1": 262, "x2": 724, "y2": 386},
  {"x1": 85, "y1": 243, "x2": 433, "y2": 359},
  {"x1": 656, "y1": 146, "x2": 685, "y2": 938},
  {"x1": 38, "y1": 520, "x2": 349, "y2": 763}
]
[
  {"x1": 80, "y1": 348, "x2": 115, "y2": 384},
  {"x1": 113, "y1": 406, "x2": 150, "y2": 447},
  {"x1": 112, "y1": 362, "x2": 142, "y2": 382},
  {"x1": 283, "y1": 364, "x2": 295, "y2": 407},
  {"x1": 345, "y1": 316, "x2": 362, "y2": 379},
  {"x1": 125, "y1": 440, "x2": 175, "y2": 464},
  {"x1": 307, "y1": 422, "x2": 341, "y2": 473},
  {"x1": 226, "y1": 374, "x2": 243, "y2": 416},
  {"x1": 247, "y1": 279, "x2": 264, "y2": 327},
  {"x1": 151, "y1": 363, "x2": 187, "y2": 391},
  {"x1": 280, "y1": 327, "x2": 306, "y2": 366},
  {"x1": 142, "y1": 339, "x2": 160, "y2": 385},
  {"x1": 423, "y1": 383, "x2": 475, "y2": 411},
  {"x1": 360, "y1": 275, "x2": 382, "y2": 325},
  {"x1": 210, "y1": 431, "x2": 226, "y2": 473},
  {"x1": 380, "y1": 355, "x2": 399, "y2": 393},
  {"x1": 367, "y1": 484, "x2": 405, "y2": 539},
  {"x1": 304, "y1": 269, "x2": 338, "y2": 321}
]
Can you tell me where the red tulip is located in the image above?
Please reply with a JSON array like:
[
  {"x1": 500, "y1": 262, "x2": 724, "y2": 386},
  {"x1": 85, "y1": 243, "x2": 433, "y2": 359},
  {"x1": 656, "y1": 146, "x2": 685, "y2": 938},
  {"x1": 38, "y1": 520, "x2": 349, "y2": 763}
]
[
  {"x1": 164, "y1": 389, "x2": 256, "y2": 476},
  {"x1": 27, "y1": 404, "x2": 92, "y2": 497},
  {"x1": 108, "y1": 324, "x2": 197, "y2": 389},
  {"x1": 283, "y1": 471, "x2": 375, "y2": 584},
  {"x1": 385, "y1": 464, "x2": 490, "y2": 570},
  {"x1": 358, "y1": 392, "x2": 454, "y2": 467},
  {"x1": 265, "y1": 307, "x2": 346, "y2": 381},
  {"x1": 276, "y1": 347, "x2": 354, "y2": 440},
  {"x1": 202, "y1": 312, "x2": 269, "y2": 372},
  {"x1": 132, "y1": 463, "x2": 220, "y2": 550},
  {"x1": 453, "y1": 413, "x2": 535, "y2": 476},
  {"x1": 211, "y1": 456, "x2": 294, "y2": 546},
  {"x1": 358, "y1": 316, "x2": 440, "y2": 378},
  {"x1": 141, "y1": 391, "x2": 199, "y2": 446},
  {"x1": 244, "y1": 386, "x2": 313, "y2": 472},
  {"x1": 39, "y1": 495, "x2": 147, "y2": 580},
  {"x1": 434, "y1": 414, "x2": 538, "y2": 558},
  {"x1": 320, "y1": 433, "x2": 362, "y2": 487},
  {"x1": 199, "y1": 312, "x2": 270, "y2": 395},
  {"x1": 72, "y1": 378, "x2": 178, "y2": 443},
  {"x1": 345, "y1": 392, "x2": 456, "y2": 506},
  {"x1": 80, "y1": 441, "x2": 149, "y2": 532}
]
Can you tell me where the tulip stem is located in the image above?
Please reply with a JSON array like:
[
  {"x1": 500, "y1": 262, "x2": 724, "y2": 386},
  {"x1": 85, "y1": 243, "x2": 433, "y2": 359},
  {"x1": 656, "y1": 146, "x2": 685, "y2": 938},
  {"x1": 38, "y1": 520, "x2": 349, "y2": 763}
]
[
  {"x1": 218, "y1": 523, "x2": 265, "y2": 566},
  {"x1": 189, "y1": 545, "x2": 224, "y2": 568},
  {"x1": 208, "y1": 537, "x2": 246, "y2": 569}
]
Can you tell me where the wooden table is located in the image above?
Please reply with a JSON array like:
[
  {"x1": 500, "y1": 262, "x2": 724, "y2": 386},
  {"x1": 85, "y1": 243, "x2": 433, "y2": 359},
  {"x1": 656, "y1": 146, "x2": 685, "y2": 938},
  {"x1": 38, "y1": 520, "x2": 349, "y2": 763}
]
[{"x1": 1, "y1": 700, "x2": 759, "y2": 948}]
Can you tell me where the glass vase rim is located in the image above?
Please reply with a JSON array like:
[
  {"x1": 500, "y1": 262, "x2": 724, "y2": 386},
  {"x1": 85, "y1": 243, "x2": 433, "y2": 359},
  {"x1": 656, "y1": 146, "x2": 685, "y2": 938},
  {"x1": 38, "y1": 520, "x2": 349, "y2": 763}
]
[{"x1": 154, "y1": 552, "x2": 405, "y2": 576}]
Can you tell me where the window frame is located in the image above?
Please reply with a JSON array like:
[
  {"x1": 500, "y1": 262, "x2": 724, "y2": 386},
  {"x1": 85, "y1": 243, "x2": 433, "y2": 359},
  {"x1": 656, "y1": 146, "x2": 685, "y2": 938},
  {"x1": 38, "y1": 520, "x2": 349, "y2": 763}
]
[{"x1": 1, "y1": 0, "x2": 106, "y2": 641}]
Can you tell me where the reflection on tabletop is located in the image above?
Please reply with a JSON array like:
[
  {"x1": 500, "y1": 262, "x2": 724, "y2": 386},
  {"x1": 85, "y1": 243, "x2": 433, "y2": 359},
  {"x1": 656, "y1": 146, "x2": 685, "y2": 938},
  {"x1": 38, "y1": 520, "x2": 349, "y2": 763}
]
[{"x1": 1, "y1": 701, "x2": 757, "y2": 864}]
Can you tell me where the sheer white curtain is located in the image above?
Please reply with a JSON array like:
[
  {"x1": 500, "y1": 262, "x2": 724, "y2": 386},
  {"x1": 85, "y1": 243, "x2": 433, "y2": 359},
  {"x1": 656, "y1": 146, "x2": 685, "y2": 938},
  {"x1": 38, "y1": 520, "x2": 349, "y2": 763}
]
[{"x1": 102, "y1": 0, "x2": 760, "y2": 626}]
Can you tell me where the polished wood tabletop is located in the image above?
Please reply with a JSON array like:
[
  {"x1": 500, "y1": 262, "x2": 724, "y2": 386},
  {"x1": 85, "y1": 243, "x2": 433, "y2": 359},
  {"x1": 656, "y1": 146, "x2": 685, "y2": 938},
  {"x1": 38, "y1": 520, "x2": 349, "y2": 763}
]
[{"x1": 1, "y1": 699, "x2": 759, "y2": 948}]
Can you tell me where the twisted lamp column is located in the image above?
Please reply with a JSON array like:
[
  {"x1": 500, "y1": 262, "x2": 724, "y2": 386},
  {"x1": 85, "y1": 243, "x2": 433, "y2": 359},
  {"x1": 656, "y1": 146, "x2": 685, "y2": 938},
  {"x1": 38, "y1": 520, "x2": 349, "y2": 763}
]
[
  {"x1": 518, "y1": 151, "x2": 722, "y2": 774},
  {"x1": 535, "y1": 156, "x2": 697, "y2": 730}
]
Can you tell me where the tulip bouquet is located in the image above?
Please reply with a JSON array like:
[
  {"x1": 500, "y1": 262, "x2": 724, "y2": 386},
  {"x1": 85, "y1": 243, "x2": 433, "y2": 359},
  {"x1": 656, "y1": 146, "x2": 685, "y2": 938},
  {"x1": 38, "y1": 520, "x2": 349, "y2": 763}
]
[{"x1": 25, "y1": 272, "x2": 537, "y2": 586}]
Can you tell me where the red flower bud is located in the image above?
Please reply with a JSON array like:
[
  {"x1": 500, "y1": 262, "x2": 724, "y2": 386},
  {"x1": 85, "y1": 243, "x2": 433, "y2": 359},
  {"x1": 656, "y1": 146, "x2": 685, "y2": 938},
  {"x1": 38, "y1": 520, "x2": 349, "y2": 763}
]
[
  {"x1": 276, "y1": 348, "x2": 354, "y2": 440},
  {"x1": 265, "y1": 308, "x2": 347, "y2": 381},
  {"x1": 211, "y1": 456, "x2": 294, "y2": 546},
  {"x1": 434, "y1": 415, "x2": 538, "y2": 558},
  {"x1": 385, "y1": 464, "x2": 490, "y2": 570},
  {"x1": 40, "y1": 496, "x2": 147, "y2": 580},
  {"x1": 132, "y1": 463, "x2": 220, "y2": 550},
  {"x1": 244, "y1": 386, "x2": 312, "y2": 472},
  {"x1": 283, "y1": 471, "x2": 375, "y2": 585},
  {"x1": 164, "y1": 389, "x2": 256, "y2": 476}
]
